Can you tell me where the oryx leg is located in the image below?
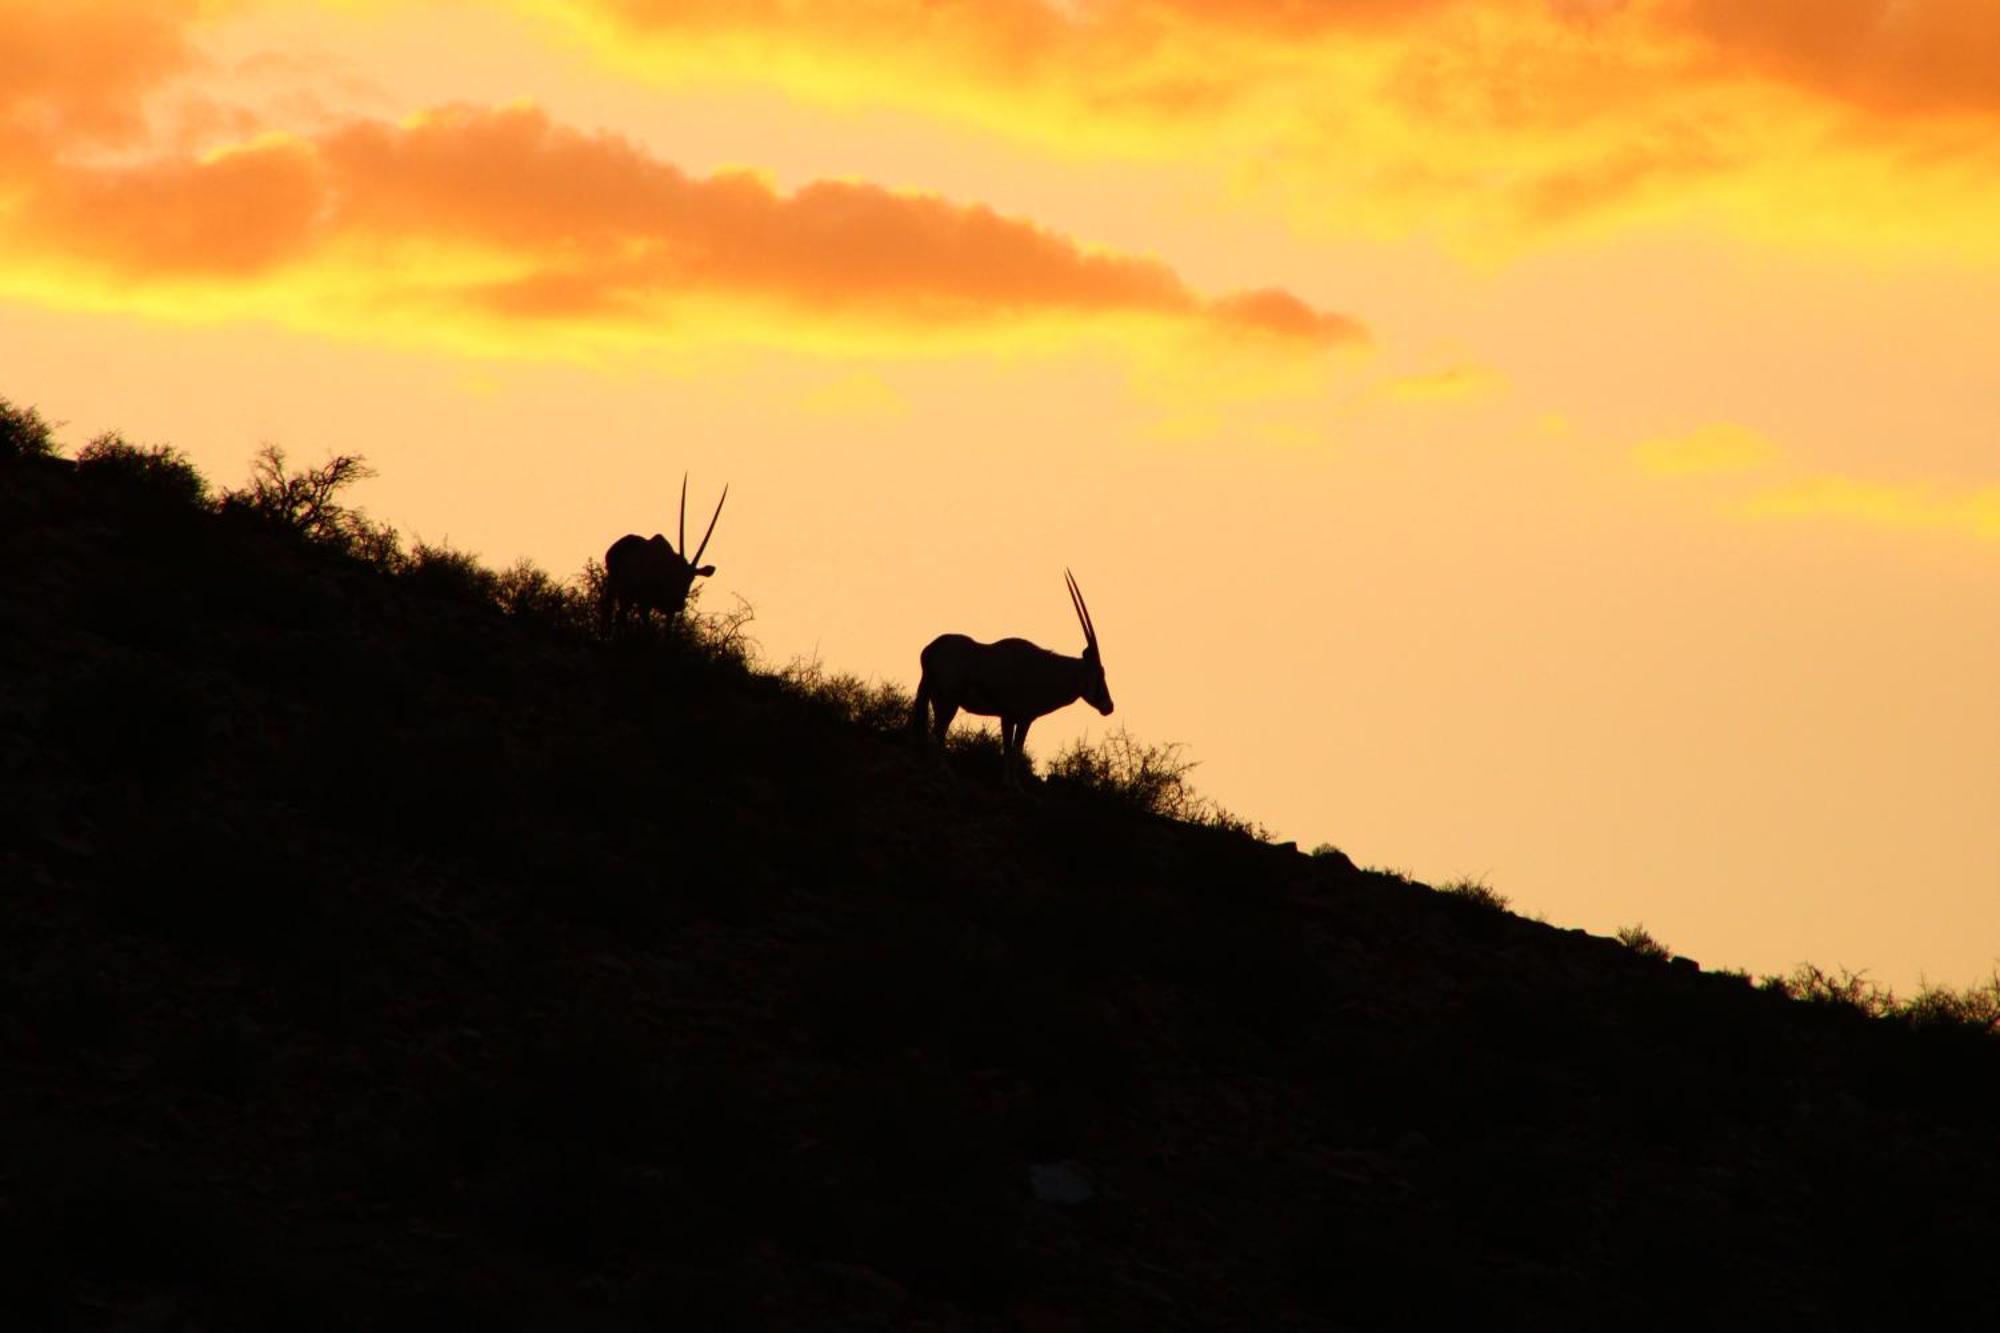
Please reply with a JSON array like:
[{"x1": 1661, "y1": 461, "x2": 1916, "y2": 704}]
[{"x1": 1001, "y1": 717, "x2": 1033, "y2": 779}]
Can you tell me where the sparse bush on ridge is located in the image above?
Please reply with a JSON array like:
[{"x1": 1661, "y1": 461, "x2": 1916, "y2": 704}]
[
  {"x1": 779, "y1": 655, "x2": 913, "y2": 735},
  {"x1": 1436, "y1": 876, "x2": 1510, "y2": 913},
  {"x1": 1046, "y1": 728, "x2": 1202, "y2": 819},
  {"x1": 1616, "y1": 923, "x2": 1672, "y2": 961},
  {"x1": 576, "y1": 556, "x2": 607, "y2": 610},
  {"x1": 935, "y1": 724, "x2": 1014, "y2": 786},
  {"x1": 220, "y1": 444, "x2": 381, "y2": 553},
  {"x1": 1762, "y1": 962, "x2": 1890, "y2": 1016},
  {"x1": 1045, "y1": 727, "x2": 1260, "y2": 834},
  {"x1": 1756, "y1": 962, "x2": 2000, "y2": 1037},
  {"x1": 1901, "y1": 975, "x2": 2000, "y2": 1035},
  {"x1": 493, "y1": 559, "x2": 595, "y2": 637},
  {"x1": 1, "y1": 397, "x2": 61, "y2": 459},
  {"x1": 343, "y1": 513, "x2": 406, "y2": 570},
  {"x1": 402, "y1": 539, "x2": 501, "y2": 604},
  {"x1": 679, "y1": 589, "x2": 759, "y2": 669},
  {"x1": 1307, "y1": 843, "x2": 1357, "y2": 872},
  {"x1": 74, "y1": 433, "x2": 210, "y2": 508}
]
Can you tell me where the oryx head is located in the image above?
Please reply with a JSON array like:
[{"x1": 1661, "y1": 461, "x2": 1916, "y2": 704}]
[
  {"x1": 682, "y1": 472, "x2": 726, "y2": 573},
  {"x1": 1067, "y1": 568, "x2": 1113, "y2": 716}
]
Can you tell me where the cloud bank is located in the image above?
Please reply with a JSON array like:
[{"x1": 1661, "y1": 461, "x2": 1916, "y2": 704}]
[
  {"x1": 0, "y1": 6, "x2": 1363, "y2": 355},
  {"x1": 538, "y1": 0, "x2": 2000, "y2": 246}
]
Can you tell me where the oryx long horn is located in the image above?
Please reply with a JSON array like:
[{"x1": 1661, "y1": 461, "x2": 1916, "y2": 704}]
[
  {"x1": 678, "y1": 471, "x2": 688, "y2": 556},
  {"x1": 1065, "y1": 568, "x2": 1097, "y2": 649},
  {"x1": 691, "y1": 484, "x2": 728, "y2": 566}
]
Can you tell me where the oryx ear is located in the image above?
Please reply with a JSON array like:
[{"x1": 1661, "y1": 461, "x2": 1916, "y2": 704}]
[{"x1": 695, "y1": 564, "x2": 716, "y2": 577}]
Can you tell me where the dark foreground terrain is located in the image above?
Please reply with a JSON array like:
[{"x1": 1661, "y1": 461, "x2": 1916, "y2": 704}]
[{"x1": 5, "y1": 433, "x2": 2000, "y2": 1330}]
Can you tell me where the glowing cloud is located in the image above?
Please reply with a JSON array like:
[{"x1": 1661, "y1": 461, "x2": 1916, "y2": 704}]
[
  {"x1": 1387, "y1": 365, "x2": 1507, "y2": 405},
  {"x1": 1662, "y1": 0, "x2": 2000, "y2": 119},
  {"x1": 800, "y1": 372, "x2": 909, "y2": 419},
  {"x1": 1632, "y1": 422, "x2": 1780, "y2": 477},
  {"x1": 0, "y1": 0, "x2": 205, "y2": 147},
  {"x1": 529, "y1": 0, "x2": 2000, "y2": 250},
  {"x1": 0, "y1": 94, "x2": 1363, "y2": 357},
  {"x1": 1739, "y1": 475, "x2": 2000, "y2": 542}
]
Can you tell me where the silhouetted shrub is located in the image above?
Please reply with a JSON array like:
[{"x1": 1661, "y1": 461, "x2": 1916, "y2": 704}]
[
  {"x1": 220, "y1": 444, "x2": 378, "y2": 549},
  {"x1": 493, "y1": 559, "x2": 592, "y2": 636},
  {"x1": 1900, "y1": 976, "x2": 2000, "y2": 1036},
  {"x1": 402, "y1": 539, "x2": 500, "y2": 604},
  {"x1": 343, "y1": 512, "x2": 405, "y2": 569},
  {"x1": 1436, "y1": 876, "x2": 1511, "y2": 914},
  {"x1": 1047, "y1": 728, "x2": 1193, "y2": 811},
  {"x1": 1, "y1": 397, "x2": 61, "y2": 458},
  {"x1": 1762, "y1": 963, "x2": 1891, "y2": 1018},
  {"x1": 1755, "y1": 963, "x2": 2000, "y2": 1041},
  {"x1": 1200, "y1": 805, "x2": 1267, "y2": 839},
  {"x1": 941, "y1": 725, "x2": 1010, "y2": 782},
  {"x1": 576, "y1": 555, "x2": 607, "y2": 611},
  {"x1": 780, "y1": 657, "x2": 913, "y2": 734},
  {"x1": 73, "y1": 432, "x2": 210, "y2": 508},
  {"x1": 1045, "y1": 726, "x2": 1232, "y2": 824},
  {"x1": 681, "y1": 590, "x2": 759, "y2": 668},
  {"x1": 1616, "y1": 923, "x2": 1672, "y2": 960}
]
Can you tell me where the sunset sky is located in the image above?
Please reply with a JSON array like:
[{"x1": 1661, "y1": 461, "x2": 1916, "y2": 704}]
[{"x1": 5, "y1": 0, "x2": 1997, "y2": 990}]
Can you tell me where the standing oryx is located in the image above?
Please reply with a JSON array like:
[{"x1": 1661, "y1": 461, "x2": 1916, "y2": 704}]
[
  {"x1": 911, "y1": 570, "x2": 1113, "y2": 765},
  {"x1": 601, "y1": 474, "x2": 727, "y2": 634}
]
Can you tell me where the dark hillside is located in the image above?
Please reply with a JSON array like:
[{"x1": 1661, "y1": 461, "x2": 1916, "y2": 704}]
[{"x1": 5, "y1": 438, "x2": 2000, "y2": 1329}]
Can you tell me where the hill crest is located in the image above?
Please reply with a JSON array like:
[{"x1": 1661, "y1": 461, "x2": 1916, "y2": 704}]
[{"x1": 5, "y1": 418, "x2": 1999, "y2": 1328}]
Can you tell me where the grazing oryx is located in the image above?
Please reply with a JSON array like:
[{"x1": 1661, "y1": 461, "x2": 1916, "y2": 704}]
[
  {"x1": 912, "y1": 570, "x2": 1113, "y2": 765},
  {"x1": 601, "y1": 474, "x2": 727, "y2": 633}
]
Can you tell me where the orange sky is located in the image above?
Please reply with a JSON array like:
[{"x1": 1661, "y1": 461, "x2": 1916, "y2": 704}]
[{"x1": 5, "y1": 0, "x2": 1997, "y2": 991}]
